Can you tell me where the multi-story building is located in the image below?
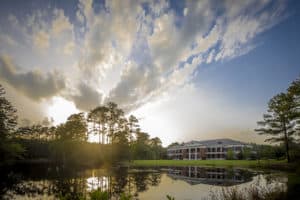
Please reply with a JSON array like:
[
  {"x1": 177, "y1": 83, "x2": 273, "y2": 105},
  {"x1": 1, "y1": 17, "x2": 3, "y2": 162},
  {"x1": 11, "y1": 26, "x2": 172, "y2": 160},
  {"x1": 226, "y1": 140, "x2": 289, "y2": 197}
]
[{"x1": 167, "y1": 138, "x2": 250, "y2": 160}]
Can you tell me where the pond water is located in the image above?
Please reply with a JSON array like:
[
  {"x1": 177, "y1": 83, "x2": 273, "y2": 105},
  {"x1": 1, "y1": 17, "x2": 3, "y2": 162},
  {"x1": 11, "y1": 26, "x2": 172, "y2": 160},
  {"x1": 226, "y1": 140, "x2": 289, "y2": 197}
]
[{"x1": 0, "y1": 164, "x2": 297, "y2": 200}]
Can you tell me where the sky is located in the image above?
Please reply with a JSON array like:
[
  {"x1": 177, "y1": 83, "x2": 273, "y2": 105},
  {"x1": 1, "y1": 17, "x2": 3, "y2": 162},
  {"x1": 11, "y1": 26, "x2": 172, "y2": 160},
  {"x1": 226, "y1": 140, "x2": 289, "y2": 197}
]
[{"x1": 0, "y1": 0, "x2": 300, "y2": 146}]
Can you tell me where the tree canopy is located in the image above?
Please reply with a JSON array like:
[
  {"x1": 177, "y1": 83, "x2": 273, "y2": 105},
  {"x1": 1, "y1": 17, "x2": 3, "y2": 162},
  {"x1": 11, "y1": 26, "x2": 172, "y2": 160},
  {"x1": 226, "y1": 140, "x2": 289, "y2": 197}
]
[
  {"x1": 255, "y1": 77, "x2": 300, "y2": 162},
  {"x1": 56, "y1": 113, "x2": 88, "y2": 141}
]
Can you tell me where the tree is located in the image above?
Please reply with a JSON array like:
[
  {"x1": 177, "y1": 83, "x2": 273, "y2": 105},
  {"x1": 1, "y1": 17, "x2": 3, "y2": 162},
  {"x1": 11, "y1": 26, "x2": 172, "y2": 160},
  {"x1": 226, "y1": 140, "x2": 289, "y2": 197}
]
[
  {"x1": 128, "y1": 115, "x2": 139, "y2": 142},
  {"x1": 56, "y1": 113, "x2": 87, "y2": 141},
  {"x1": 149, "y1": 137, "x2": 163, "y2": 159},
  {"x1": 168, "y1": 142, "x2": 179, "y2": 148},
  {"x1": 0, "y1": 84, "x2": 17, "y2": 139},
  {"x1": 0, "y1": 84, "x2": 24, "y2": 162},
  {"x1": 88, "y1": 106, "x2": 109, "y2": 144},
  {"x1": 255, "y1": 93, "x2": 298, "y2": 162},
  {"x1": 106, "y1": 102, "x2": 124, "y2": 144},
  {"x1": 226, "y1": 148, "x2": 234, "y2": 160},
  {"x1": 16, "y1": 124, "x2": 54, "y2": 140},
  {"x1": 287, "y1": 77, "x2": 300, "y2": 138}
]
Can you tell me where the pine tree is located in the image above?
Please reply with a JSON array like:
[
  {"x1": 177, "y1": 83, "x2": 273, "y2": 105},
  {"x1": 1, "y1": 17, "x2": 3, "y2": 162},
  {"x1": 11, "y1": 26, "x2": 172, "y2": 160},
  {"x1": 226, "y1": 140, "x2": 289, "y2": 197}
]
[
  {"x1": 0, "y1": 84, "x2": 17, "y2": 139},
  {"x1": 0, "y1": 84, "x2": 24, "y2": 162},
  {"x1": 255, "y1": 93, "x2": 297, "y2": 162}
]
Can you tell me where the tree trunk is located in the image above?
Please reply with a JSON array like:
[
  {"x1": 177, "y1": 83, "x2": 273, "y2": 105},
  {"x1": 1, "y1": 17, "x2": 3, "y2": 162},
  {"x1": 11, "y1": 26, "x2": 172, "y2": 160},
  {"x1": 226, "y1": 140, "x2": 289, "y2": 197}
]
[{"x1": 283, "y1": 120, "x2": 291, "y2": 163}]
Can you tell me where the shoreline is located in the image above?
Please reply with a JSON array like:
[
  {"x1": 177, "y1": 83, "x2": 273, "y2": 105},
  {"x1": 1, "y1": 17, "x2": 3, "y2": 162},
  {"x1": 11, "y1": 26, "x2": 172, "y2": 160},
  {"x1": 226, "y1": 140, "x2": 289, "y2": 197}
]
[{"x1": 128, "y1": 159, "x2": 298, "y2": 172}]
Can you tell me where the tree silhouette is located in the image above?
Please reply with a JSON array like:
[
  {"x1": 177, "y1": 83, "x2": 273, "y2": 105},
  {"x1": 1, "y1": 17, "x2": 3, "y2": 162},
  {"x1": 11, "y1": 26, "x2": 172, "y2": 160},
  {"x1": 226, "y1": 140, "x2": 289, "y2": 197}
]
[
  {"x1": 56, "y1": 113, "x2": 87, "y2": 141},
  {"x1": 255, "y1": 93, "x2": 298, "y2": 162},
  {"x1": 0, "y1": 84, "x2": 24, "y2": 161},
  {"x1": 88, "y1": 106, "x2": 109, "y2": 144},
  {"x1": 0, "y1": 84, "x2": 17, "y2": 139}
]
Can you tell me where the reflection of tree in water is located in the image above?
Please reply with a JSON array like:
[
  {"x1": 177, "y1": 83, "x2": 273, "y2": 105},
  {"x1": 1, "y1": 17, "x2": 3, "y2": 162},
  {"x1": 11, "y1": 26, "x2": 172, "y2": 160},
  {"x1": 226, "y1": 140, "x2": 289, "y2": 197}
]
[
  {"x1": 0, "y1": 165, "x2": 88, "y2": 199},
  {"x1": 0, "y1": 165, "x2": 56, "y2": 199},
  {"x1": 131, "y1": 171, "x2": 162, "y2": 192},
  {"x1": 148, "y1": 173, "x2": 161, "y2": 186},
  {"x1": 0, "y1": 170, "x2": 23, "y2": 199},
  {"x1": 52, "y1": 176, "x2": 87, "y2": 199},
  {"x1": 132, "y1": 172, "x2": 149, "y2": 192},
  {"x1": 0, "y1": 166, "x2": 163, "y2": 199},
  {"x1": 110, "y1": 167, "x2": 128, "y2": 197},
  {"x1": 108, "y1": 168, "x2": 162, "y2": 199},
  {"x1": 8, "y1": 180, "x2": 54, "y2": 199}
]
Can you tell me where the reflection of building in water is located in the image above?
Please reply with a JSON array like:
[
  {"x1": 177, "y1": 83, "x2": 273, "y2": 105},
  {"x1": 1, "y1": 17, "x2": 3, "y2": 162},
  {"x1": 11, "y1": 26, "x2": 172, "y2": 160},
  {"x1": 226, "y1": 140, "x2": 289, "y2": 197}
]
[
  {"x1": 167, "y1": 138, "x2": 252, "y2": 160},
  {"x1": 167, "y1": 166, "x2": 252, "y2": 186}
]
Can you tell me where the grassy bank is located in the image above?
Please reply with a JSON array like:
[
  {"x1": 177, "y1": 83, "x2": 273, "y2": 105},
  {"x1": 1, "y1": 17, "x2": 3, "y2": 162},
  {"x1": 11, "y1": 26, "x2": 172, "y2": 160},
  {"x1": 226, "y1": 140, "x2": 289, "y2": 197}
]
[{"x1": 130, "y1": 159, "x2": 295, "y2": 171}]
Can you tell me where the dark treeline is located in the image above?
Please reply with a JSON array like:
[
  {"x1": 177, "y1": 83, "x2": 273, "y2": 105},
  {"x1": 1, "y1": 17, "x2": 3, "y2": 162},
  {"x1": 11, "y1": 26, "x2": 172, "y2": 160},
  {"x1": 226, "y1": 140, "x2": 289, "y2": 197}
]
[{"x1": 0, "y1": 84, "x2": 166, "y2": 166}]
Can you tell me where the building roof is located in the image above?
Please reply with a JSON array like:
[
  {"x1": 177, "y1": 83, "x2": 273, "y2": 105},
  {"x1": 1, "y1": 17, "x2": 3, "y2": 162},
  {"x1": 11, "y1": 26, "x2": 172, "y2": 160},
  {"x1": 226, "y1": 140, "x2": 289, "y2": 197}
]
[{"x1": 168, "y1": 138, "x2": 247, "y2": 150}]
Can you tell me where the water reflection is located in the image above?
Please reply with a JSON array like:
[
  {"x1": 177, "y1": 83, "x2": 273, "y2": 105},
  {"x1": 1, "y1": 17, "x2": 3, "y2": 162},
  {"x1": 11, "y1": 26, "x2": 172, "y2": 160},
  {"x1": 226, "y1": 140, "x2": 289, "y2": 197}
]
[
  {"x1": 167, "y1": 166, "x2": 253, "y2": 186},
  {"x1": 0, "y1": 164, "x2": 291, "y2": 200}
]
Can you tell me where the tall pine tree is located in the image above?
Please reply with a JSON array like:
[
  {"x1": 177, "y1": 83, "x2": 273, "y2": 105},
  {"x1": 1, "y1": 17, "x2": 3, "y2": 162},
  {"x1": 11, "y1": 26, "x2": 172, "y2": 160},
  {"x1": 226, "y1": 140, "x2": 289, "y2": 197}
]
[
  {"x1": 0, "y1": 84, "x2": 24, "y2": 162},
  {"x1": 0, "y1": 84, "x2": 17, "y2": 139},
  {"x1": 255, "y1": 92, "x2": 298, "y2": 162}
]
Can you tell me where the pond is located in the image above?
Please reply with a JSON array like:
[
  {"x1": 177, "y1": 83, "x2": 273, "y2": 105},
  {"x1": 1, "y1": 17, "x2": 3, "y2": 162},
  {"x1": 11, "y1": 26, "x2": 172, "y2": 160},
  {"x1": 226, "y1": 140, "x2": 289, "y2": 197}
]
[{"x1": 0, "y1": 164, "x2": 297, "y2": 200}]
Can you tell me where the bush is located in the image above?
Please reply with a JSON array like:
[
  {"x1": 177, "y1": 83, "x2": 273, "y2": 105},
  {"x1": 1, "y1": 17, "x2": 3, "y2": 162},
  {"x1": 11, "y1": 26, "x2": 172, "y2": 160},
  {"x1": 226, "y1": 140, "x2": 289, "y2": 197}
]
[{"x1": 89, "y1": 190, "x2": 109, "y2": 200}]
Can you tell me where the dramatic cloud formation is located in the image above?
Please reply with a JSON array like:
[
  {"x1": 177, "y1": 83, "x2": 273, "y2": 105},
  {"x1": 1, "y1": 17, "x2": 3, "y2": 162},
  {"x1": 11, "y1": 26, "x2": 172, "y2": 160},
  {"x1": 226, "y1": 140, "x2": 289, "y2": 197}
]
[
  {"x1": 0, "y1": 0, "x2": 292, "y2": 144},
  {"x1": 0, "y1": 55, "x2": 65, "y2": 101},
  {"x1": 75, "y1": 0, "x2": 286, "y2": 111},
  {"x1": 68, "y1": 82, "x2": 102, "y2": 111}
]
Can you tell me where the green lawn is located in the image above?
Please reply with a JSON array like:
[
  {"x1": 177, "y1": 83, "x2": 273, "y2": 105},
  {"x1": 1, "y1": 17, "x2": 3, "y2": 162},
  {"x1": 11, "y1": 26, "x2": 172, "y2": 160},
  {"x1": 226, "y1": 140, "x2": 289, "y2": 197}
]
[{"x1": 130, "y1": 159, "x2": 289, "y2": 169}]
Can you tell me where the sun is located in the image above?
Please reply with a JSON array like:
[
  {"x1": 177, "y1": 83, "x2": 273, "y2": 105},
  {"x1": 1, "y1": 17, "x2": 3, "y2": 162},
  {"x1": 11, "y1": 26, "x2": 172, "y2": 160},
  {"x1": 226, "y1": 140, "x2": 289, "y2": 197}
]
[{"x1": 47, "y1": 96, "x2": 79, "y2": 125}]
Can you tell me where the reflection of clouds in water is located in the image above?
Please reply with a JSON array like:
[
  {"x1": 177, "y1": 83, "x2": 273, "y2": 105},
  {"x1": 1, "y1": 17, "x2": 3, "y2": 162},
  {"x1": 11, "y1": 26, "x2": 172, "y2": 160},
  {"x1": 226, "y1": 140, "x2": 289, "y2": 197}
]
[
  {"x1": 1, "y1": 167, "x2": 289, "y2": 200},
  {"x1": 139, "y1": 173, "x2": 288, "y2": 200},
  {"x1": 210, "y1": 174, "x2": 288, "y2": 200},
  {"x1": 86, "y1": 176, "x2": 109, "y2": 191}
]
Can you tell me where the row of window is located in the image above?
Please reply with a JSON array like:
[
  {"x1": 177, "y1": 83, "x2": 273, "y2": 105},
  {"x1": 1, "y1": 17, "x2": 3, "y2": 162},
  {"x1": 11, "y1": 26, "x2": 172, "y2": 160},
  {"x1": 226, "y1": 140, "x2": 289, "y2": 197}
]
[{"x1": 169, "y1": 146, "x2": 243, "y2": 154}]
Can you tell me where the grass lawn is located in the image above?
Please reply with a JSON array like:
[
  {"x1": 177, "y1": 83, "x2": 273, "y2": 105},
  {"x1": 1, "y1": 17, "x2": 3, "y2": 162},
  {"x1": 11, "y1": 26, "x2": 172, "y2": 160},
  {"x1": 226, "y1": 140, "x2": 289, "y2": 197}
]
[{"x1": 130, "y1": 159, "x2": 290, "y2": 170}]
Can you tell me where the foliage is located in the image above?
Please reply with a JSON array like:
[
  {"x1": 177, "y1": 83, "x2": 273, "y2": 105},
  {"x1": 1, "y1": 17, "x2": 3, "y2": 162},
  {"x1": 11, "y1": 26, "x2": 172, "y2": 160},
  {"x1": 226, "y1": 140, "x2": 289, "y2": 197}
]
[
  {"x1": 256, "y1": 76, "x2": 300, "y2": 162},
  {"x1": 14, "y1": 138, "x2": 51, "y2": 159},
  {"x1": 227, "y1": 149, "x2": 234, "y2": 160},
  {"x1": 250, "y1": 144, "x2": 285, "y2": 160},
  {"x1": 0, "y1": 84, "x2": 24, "y2": 163},
  {"x1": 166, "y1": 194, "x2": 175, "y2": 200},
  {"x1": 88, "y1": 102, "x2": 166, "y2": 161},
  {"x1": 89, "y1": 190, "x2": 109, "y2": 200},
  {"x1": 49, "y1": 140, "x2": 107, "y2": 166},
  {"x1": 0, "y1": 141, "x2": 24, "y2": 163},
  {"x1": 119, "y1": 193, "x2": 132, "y2": 200},
  {"x1": 0, "y1": 84, "x2": 17, "y2": 139},
  {"x1": 16, "y1": 125, "x2": 56, "y2": 140},
  {"x1": 167, "y1": 142, "x2": 179, "y2": 148},
  {"x1": 236, "y1": 147, "x2": 252, "y2": 160},
  {"x1": 1, "y1": 83, "x2": 166, "y2": 165},
  {"x1": 56, "y1": 113, "x2": 87, "y2": 141}
]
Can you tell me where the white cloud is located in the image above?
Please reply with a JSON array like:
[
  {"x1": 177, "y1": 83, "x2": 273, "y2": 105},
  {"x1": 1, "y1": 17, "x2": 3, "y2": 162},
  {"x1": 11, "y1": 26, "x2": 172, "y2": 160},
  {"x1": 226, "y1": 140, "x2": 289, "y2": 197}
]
[
  {"x1": 0, "y1": 0, "x2": 288, "y2": 131},
  {"x1": 52, "y1": 9, "x2": 73, "y2": 36},
  {"x1": 33, "y1": 30, "x2": 50, "y2": 49},
  {"x1": 0, "y1": 55, "x2": 66, "y2": 101},
  {"x1": 63, "y1": 41, "x2": 75, "y2": 55}
]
